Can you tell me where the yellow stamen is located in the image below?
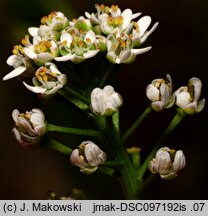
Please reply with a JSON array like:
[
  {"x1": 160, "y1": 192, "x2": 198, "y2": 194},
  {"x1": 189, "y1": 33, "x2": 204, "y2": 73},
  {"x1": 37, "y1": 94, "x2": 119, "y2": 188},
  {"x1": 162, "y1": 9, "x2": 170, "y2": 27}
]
[
  {"x1": 62, "y1": 40, "x2": 68, "y2": 46},
  {"x1": 80, "y1": 155, "x2": 85, "y2": 161},
  {"x1": 50, "y1": 72, "x2": 57, "y2": 77},
  {"x1": 100, "y1": 4, "x2": 105, "y2": 10},
  {"x1": 25, "y1": 112, "x2": 31, "y2": 119},
  {"x1": 79, "y1": 40, "x2": 84, "y2": 46},
  {"x1": 41, "y1": 16, "x2": 48, "y2": 24},
  {"x1": 85, "y1": 38, "x2": 91, "y2": 43},
  {"x1": 43, "y1": 75, "x2": 48, "y2": 82},
  {"x1": 21, "y1": 35, "x2": 30, "y2": 46},
  {"x1": 111, "y1": 5, "x2": 118, "y2": 12}
]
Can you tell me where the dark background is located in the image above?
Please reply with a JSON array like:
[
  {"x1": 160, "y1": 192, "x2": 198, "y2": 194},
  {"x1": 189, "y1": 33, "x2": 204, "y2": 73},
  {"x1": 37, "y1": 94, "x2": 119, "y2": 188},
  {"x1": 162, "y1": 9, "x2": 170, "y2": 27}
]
[{"x1": 0, "y1": 0, "x2": 208, "y2": 199}]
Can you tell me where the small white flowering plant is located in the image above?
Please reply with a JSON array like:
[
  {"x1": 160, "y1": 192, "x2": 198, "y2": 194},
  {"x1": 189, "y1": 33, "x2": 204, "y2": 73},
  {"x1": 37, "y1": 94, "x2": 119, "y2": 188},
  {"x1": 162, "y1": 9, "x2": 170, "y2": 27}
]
[{"x1": 3, "y1": 4, "x2": 206, "y2": 199}]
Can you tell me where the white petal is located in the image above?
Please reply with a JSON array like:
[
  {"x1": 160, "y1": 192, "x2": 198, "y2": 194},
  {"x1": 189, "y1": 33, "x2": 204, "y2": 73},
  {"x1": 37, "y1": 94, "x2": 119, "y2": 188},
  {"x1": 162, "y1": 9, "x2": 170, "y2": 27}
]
[
  {"x1": 70, "y1": 149, "x2": 87, "y2": 167},
  {"x1": 103, "y1": 85, "x2": 115, "y2": 96},
  {"x1": 24, "y1": 47, "x2": 37, "y2": 59},
  {"x1": 151, "y1": 101, "x2": 164, "y2": 112},
  {"x1": 146, "y1": 84, "x2": 160, "y2": 101},
  {"x1": 106, "y1": 40, "x2": 112, "y2": 51},
  {"x1": 58, "y1": 74, "x2": 67, "y2": 85},
  {"x1": 121, "y1": 9, "x2": 133, "y2": 30},
  {"x1": 119, "y1": 50, "x2": 131, "y2": 63},
  {"x1": 189, "y1": 77, "x2": 202, "y2": 101},
  {"x1": 3, "y1": 66, "x2": 27, "y2": 81},
  {"x1": 173, "y1": 150, "x2": 186, "y2": 172},
  {"x1": 6, "y1": 55, "x2": 21, "y2": 66},
  {"x1": 23, "y1": 82, "x2": 46, "y2": 93},
  {"x1": 85, "y1": 12, "x2": 91, "y2": 19},
  {"x1": 55, "y1": 54, "x2": 73, "y2": 61},
  {"x1": 197, "y1": 98, "x2": 205, "y2": 113},
  {"x1": 132, "y1": 12, "x2": 141, "y2": 20},
  {"x1": 28, "y1": 27, "x2": 39, "y2": 36},
  {"x1": 37, "y1": 53, "x2": 54, "y2": 63},
  {"x1": 30, "y1": 112, "x2": 45, "y2": 127},
  {"x1": 38, "y1": 25, "x2": 51, "y2": 37},
  {"x1": 106, "y1": 51, "x2": 116, "y2": 64},
  {"x1": 85, "y1": 30, "x2": 96, "y2": 44},
  {"x1": 46, "y1": 62, "x2": 61, "y2": 74},
  {"x1": 131, "y1": 46, "x2": 152, "y2": 55},
  {"x1": 176, "y1": 92, "x2": 190, "y2": 108},
  {"x1": 70, "y1": 55, "x2": 85, "y2": 64},
  {"x1": 12, "y1": 128, "x2": 23, "y2": 144},
  {"x1": 60, "y1": 32, "x2": 72, "y2": 47},
  {"x1": 137, "y1": 16, "x2": 152, "y2": 37},
  {"x1": 12, "y1": 109, "x2": 20, "y2": 122},
  {"x1": 83, "y1": 50, "x2": 99, "y2": 59},
  {"x1": 140, "y1": 22, "x2": 159, "y2": 44}
]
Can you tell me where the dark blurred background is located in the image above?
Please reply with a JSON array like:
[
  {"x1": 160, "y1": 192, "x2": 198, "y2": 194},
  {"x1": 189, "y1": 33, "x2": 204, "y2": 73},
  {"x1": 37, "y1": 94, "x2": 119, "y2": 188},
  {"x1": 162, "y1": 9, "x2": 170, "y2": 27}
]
[{"x1": 0, "y1": 0, "x2": 208, "y2": 199}]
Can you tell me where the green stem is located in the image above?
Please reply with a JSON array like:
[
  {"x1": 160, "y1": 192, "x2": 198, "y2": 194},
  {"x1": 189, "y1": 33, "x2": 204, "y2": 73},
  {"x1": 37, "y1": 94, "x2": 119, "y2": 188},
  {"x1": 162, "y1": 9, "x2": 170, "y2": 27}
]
[
  {"x1": 121, "y1": 106, "x2": 152, "y2": 145},
  {"x1": 58, "y1": 90, "x2": 89, "y2": 111},
  {"x1": 98, "y1": 64, "x2": 115, "y2": 88},
  {"x1": 104, "y1": 160, "x2": 123, "y2": 166},
  {"x1": 105, "y1": 116, "x2": 139, "y2": 199},
  {"x1": 140, "y1": 174, "x2": 157, "y2": 192},
  {"x1": 64, "y1": 86, "x2": 90, "y2": 104},
  {"x1": 48, "y1": 139, "x2": 72, "y2": 155},
  {"x1": 137, "y1": 109, "x2": 185, "y2": 180},
  {"x1": 47, "y1": 123, "x2": 101, "y2": 137}
]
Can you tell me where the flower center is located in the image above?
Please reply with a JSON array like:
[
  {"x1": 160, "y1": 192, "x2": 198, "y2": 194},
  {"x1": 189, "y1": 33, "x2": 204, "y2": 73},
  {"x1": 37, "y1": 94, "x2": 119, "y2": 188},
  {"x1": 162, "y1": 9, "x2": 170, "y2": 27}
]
[
  {"x1": 111, "y1": 33, "x2": 133, "y2": 56},
  {"x1": 35, "y1": 66, "x2": 58, "y2": 82},
  {"x1": 34, "y1": 41, "x2": 52, "y2": 54},
  {"x1": 107, "y1": 15, "x2": 123, "y2": 27}
]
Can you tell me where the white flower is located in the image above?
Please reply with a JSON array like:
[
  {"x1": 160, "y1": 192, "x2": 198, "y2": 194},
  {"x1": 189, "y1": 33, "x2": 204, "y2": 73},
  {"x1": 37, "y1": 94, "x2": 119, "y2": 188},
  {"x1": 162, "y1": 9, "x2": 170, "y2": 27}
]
[
  {"x1": 55, "y1": 28, "x2": 99, "y2": 63},
  {"x1": 149, "y1": 147, "x2": 186, "y2": 180},
  {"x1": 132, "y1": 16, "x2": 159, "y2": 46},
  {"x1": 23, "y1": 36, "x2": 59, "y2": 65},
  {"x1": 70, "y1": 141, "x2": 107, "y2": 175},
  {"x1": 23, "y1": 62, "x2": 67, "y2": 96},
  {"x1": 174, "y1": 77, "x2": 205, "y2": 114},
  {"x1": 69, "y1": 16, "x2": 93, "y2": 32},
  {"x1": 146, "y1": 74, "x2": 175, "y2": 111},
  {"x1": 85, "y1": 4, "x2": 141, "y2": 35},
  {"x1": 12, "y1": 108, "x2": 47, "y2": 149},
  {"x1": 3, "y1": 44, "x2": 33, "y2": 81},
  {"x1": 28, "y1": 11, "x2": 69, "y2": 39},
  {"x1": 91, "y1": 85, "x2": 123, "y2": 116},
  {"x1": 106, "y1": 31, "x2": 151, "y2": 64}
]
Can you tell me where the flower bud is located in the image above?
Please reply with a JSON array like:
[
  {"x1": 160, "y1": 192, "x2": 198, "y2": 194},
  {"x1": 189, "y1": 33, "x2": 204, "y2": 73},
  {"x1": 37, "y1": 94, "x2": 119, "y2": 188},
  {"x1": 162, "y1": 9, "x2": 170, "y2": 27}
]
[
  {"x1": 174, "y1": 77, "x2": 205, "y2": 114},
  {"x1": 149, "y1": 147, "x2": 186, "y2": 180},
  {"x1": 70, "y1": 141, "x2": 107, "y2": 175},
  {"x1": 91, "y1": 85, "x2": 123, "y2": 116},
  {"x1": 12, "y1": 108, "x2": 47, "y2": 149},
  {"x1": 149, "y1": 147, "x2": 171, "y2": 174},
  {"x1": 146, "y1": 74, "x2": 175, "y2": 111}
]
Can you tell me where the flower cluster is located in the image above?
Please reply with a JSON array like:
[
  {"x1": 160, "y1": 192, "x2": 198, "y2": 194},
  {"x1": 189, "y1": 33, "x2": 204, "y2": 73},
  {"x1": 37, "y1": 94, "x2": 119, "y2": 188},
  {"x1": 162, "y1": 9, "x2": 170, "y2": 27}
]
[
  {"x1": 146, "y1": 75, "x2": 205, "y2": 114},
  {"x1": 5, "y1": 3, "x2": 206, "y2": 199},
  {"x1": 149, "y1": 147, "x2": 186, "y2": 180},
  {"x1": 3, "y1": 5, "x2": 158, "y2": 96}
]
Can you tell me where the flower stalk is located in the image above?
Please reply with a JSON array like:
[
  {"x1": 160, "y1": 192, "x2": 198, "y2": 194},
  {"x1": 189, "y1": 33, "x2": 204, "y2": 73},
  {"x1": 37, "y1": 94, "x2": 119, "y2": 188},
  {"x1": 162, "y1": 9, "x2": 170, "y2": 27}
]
[
  {"x1": 48, "y1": 139, "x2": 72, "y2": 155},
  {"x1": 47, "y1": 123, "x2": 101, "y2": 137},
  {"x1": 121, "y1": 106, "x2": 152, "y2": 145},
  {"x1": 137, "y1": 108, "x2": 186, "y2": 181}
]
